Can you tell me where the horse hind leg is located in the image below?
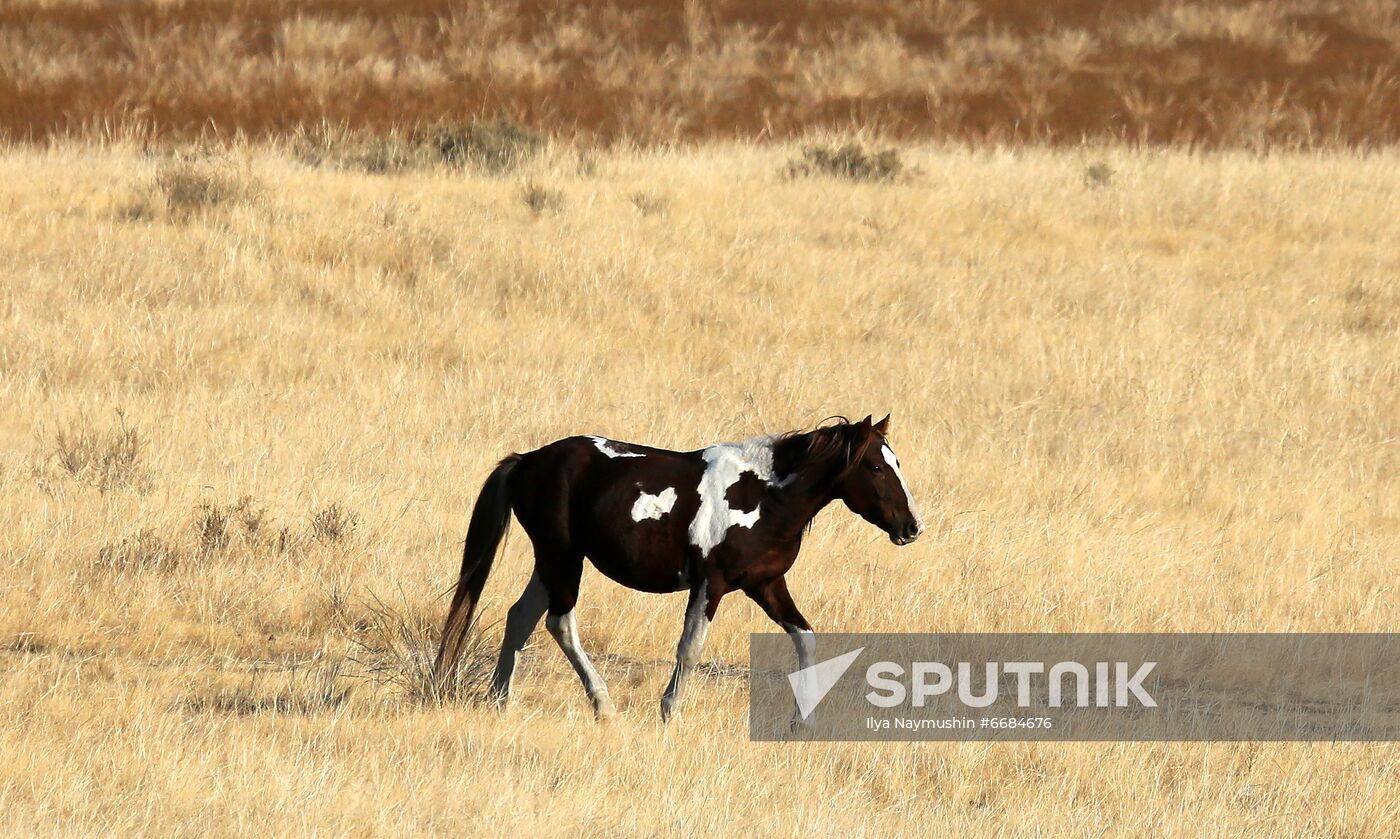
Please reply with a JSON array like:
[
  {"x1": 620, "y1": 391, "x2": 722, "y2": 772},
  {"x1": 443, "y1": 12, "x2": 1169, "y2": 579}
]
[
  {"x1": 539, "y1": 551, "x2": 615, "y2": 720},
  {"x1": 488, "y1": 571, "x2": 549, "y2": 706},
  {"x1": 547, "y1": 609, "x2": 616, "y2": 720}
]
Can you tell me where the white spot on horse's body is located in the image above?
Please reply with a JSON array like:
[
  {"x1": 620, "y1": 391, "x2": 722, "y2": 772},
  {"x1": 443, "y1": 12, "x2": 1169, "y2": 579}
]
[
  {"x1": 688, "y1": 435, "x2": 784, "y2": 558},
  {"x1": 589, "y1": 435, "x2": 643, "y2": 458},
  {"x1": 631, "y1": 487, "x2": 678, "y2": 521},
  {"x1": 880, "y1": 444, "x2": 924, "y2": 529}
]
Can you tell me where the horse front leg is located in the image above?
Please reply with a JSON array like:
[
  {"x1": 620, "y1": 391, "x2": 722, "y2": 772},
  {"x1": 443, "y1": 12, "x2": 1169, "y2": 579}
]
[
  {"x1": 744, "y1": 575, "x2": 817, "y2": 729},
  {"x1": 660, "y1": 579, "x2": 724, "y2": 721}
]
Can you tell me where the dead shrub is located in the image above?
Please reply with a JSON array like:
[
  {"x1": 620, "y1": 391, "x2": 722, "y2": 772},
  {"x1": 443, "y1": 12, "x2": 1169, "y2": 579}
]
[
  {"x1": 630, "y1": 190, "x2": 669, "y2": 217},
  {"x1": 1341, "y1": 284, "x2": 1395, "y2": 334},
  {"x1": 195, "y1": 496, "x2": 268, "y2": 556},
  {"x1": 46, "y1": 412, "x2": 149, "y2": 494},
  {"x1": 1083, "y1": 161, "x2": 1115, "y2": 189},
  {"x1": 785, "y1": 143, "x2": 905, "y2": 182},
  {"x1": 432, "y1": 119, "x2": 543, "y2": 173},
  {"x1": 521, "y1": 180, "x2": 564, "y2": 215},
  {"x1": 155, "y1": 159, "x2": 259, "y2": 218},
  {"x1": 309, "y1": 503, "x2": 358, "y2": 544}
]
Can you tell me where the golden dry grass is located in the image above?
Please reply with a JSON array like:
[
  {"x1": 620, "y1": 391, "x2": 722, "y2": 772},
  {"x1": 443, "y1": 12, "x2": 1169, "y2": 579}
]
[
  {"x1": 0, "y1": 141, "x2": 1398, "y2": 836},
  {"x1": 2, "y1": 0, "x2": 1399, "y2": 147}
]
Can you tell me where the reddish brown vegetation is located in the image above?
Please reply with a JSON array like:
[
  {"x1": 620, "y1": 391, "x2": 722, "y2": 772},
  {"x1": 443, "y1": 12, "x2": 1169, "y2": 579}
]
[{"x1": 2, "y1": 0, "x2": 1397, "y2": 147}]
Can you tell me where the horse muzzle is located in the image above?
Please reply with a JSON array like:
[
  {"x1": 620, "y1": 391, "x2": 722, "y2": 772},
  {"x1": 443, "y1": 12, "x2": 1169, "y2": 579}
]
[{"x1": 890, "y1": 522, "x2": 922, "y2": 546}]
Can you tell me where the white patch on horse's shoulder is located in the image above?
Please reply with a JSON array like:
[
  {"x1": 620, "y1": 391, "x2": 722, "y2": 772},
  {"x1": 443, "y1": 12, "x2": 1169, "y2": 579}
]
[
  {"x1": 880, "y1": 443, "x2": 924, "y2": 528},
  {"x1": 687, "y1": 435, "x2": 783, "y2": 557},
  {"x1": 589, "y1": 435, "x2": 643, "y2": 459},
  {"x1": 631, "y1": 487, "x2": 678, "y2": 522}
]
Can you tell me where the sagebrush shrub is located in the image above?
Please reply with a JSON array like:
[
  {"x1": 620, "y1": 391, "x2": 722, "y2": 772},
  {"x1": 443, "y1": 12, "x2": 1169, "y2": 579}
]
[
  {"x1": 521, "y1": 181, "x2": 564, "y2": 215},
  {"x1": 432, "y1": 119, "x2": 543, "y2": 173},
  {"x1": 1083, "y1": 161, "x2": 1115, "y2": 188},
  {"x1": 785, "y1": 143, "x2": 904, "y2": 182},
  {"x1": 155, "y1": 159, "x2": 257, "y2": 218},
  {"x1": 49, "y1": 413, "x2": 149, "y2": 493}
]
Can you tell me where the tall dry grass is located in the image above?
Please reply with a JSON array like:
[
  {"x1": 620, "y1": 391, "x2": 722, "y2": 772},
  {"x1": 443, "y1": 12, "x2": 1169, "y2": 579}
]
[
  {"x1": 0, "y1": 141, "x2": 1397, "y2": 835},
  {"x1": 1, "y1": 0, "x2": 1398, "y2": 147}
]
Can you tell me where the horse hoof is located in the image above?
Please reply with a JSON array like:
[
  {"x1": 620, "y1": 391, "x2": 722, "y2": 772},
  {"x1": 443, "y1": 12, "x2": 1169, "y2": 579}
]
[
  {"x1": 593, "y1": 697, "x2": 617, "y2": 721},
  {"x1": 659, "y1": 699, "x2": 676, "y2": 723}
]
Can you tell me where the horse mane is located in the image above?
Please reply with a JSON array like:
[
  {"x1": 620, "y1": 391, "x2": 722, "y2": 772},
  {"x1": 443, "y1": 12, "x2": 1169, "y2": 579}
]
[{"x1": 772, "y1": 415, "x2": 878, "y2": 485}]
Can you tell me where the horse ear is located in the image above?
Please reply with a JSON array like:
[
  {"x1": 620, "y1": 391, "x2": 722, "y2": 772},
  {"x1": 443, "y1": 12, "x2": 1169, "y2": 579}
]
[
  {"x1": 840, "y1": 417, "x2": 877, "y2": 476},
  {"x1": 874, "y1": 414, "x2": 891, "y2": 435}
]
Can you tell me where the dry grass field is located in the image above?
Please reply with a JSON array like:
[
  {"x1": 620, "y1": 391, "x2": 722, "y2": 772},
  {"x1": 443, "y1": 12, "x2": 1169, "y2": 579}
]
[
  {"x1": 0, "y1": 140, "x2": 1396, "y2": 836},
  {"x1": 3, "y1": 0, "x2": 1399, "y2": 147}
]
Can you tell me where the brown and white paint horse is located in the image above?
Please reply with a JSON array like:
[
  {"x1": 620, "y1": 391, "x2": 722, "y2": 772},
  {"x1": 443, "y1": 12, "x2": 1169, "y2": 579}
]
[{"x1": 432, "y1": 415, "x2": 923, "y2": 720}]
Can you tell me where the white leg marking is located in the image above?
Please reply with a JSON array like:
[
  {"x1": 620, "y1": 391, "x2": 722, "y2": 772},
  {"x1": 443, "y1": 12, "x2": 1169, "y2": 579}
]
[
  {"x1": 880, "y1": 444, "x2": 924, "y2": 530},
  {"x1": 783, "y1": 624, "x2": 818, "y2": 727},
  {"x1": 490, "y1": 573, "x2": 549, "y2": 701},
  {"x1": 782, "y1": 623, "x2": 816, "y2": 671},
  {"x1": 547, "y1": 609, "x2": 615, "y2": 717},
  {"x1": 661, "y1": 582, "x2": 710, "y2": 719},
  {"x1": 588, "y1": 436, "x2": 643, "y2": 458},
  {"x1": 630, "y1": 487, "x2": 678, "y2": 521}
]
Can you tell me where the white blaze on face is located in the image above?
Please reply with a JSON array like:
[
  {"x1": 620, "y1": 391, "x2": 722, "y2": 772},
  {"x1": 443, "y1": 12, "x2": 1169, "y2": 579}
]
[
  {"x1": 589, "y1": 436, "x2": 643, "y2": 458},
  {"x1": 688, "y1": 436, "x2": 780, "y2": 557},
  {"x1": 880, "y1": 443, "x2": 924, "y2": 529},
  {"x1": 631, "y1": 487, "x2": 677, "y2": 521}
]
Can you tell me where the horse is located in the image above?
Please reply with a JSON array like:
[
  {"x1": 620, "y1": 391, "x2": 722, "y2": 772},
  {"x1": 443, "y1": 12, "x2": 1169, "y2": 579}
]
[{"x1": 431, "y1": 414, "x2": 924, "y2": 721}]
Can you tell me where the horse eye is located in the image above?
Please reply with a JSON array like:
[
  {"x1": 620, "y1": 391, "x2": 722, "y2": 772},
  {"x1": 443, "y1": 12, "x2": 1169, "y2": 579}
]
[{"x1": 868, "y1": 462, "x2": 882, "y2": 472}]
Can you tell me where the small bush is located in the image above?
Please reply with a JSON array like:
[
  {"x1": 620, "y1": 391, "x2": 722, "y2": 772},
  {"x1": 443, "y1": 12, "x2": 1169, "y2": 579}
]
[
  {"x1": 432, "y1": 119, "x2": 543, "y2": 173},
  {"x1": 156, "y1": 160, "x2": 257, "y2": 218},
  {"x1": 292, "y1": 126, "x2": 428, "y2": 175},
  {"x1": 310, "y1": 503, "x2": 358, "y2": 544},
  {"x1": 1083, "y1": 161, "x2": 1115, "y2": 189},
  {"x1": 48, "y1": 412, "x2": 149, "y2": 494},
  {"x1": 630, "y1": 191, "x2": 669, "y2": 217},
  {"x1": 785, "y1": 143, "x2": 904, "y2": 182},
  {"x1": 1341, "y1": 284, "x2": 1394, "y2": 334},
  {"x1": 195, "y1": 496, "x2": 266, "y2": 556},
  {"x1": 521, "y1": 181, "x2": 564, "y2": 216}
]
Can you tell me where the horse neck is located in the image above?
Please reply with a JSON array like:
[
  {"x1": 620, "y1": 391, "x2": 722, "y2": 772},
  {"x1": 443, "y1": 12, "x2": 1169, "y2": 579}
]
[{"x1": 768, "y1": 433, "x2": 846, "y2": 538}]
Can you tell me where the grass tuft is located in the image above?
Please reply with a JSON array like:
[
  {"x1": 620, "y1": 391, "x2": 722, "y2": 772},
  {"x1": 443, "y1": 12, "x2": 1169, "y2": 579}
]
[{"x1": 343, "y1": 590, "x2": 497, "y2": 705}]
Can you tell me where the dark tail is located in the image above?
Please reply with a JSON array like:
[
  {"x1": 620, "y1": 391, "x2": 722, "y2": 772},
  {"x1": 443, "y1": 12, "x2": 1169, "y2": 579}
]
[{"x1": 432, "y1": 454, "x2": 521, "y2": 688}]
